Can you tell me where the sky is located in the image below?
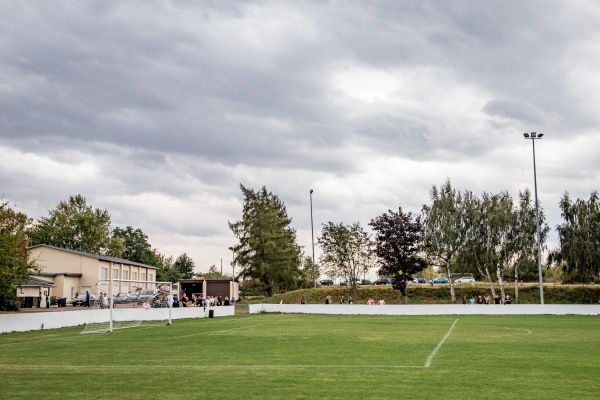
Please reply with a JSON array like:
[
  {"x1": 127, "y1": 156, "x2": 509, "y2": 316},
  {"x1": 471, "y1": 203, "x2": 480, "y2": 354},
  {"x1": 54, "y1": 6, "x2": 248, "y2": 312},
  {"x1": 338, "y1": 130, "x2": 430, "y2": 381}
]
[{"x1": 1, "y1": 1, "x2": 599, "y2": 276}]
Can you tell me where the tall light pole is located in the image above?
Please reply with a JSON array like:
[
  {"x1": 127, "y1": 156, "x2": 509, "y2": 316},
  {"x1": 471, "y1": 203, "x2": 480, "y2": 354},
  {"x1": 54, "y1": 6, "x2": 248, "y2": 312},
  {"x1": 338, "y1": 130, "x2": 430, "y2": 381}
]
[
  {"x1": 310, "y1": 189, "x2": 316, "y2": 288},
  {"x1": 523, "y1": 132, "x2": 545, "y2": 304}
]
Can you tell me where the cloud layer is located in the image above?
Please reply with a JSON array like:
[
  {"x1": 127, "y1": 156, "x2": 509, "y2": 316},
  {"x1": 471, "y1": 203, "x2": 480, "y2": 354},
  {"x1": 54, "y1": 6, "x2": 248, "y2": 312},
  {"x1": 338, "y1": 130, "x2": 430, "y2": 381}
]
[{"x1": 2, "y1": 1, "x2": 599, "y2": 272}]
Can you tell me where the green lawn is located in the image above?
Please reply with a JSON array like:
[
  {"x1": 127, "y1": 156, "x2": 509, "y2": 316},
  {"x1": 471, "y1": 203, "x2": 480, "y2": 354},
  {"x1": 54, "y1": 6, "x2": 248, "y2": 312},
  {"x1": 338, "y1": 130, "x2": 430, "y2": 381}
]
[{"x1": 1, "y1": 314, "x2": 599, "y2": 399}]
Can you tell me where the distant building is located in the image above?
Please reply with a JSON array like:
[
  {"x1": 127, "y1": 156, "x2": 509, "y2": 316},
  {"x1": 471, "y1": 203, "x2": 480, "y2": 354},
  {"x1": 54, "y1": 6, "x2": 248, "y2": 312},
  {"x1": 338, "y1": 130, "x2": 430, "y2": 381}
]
[
  {"x1": 178, "y1": 278, "x2": 240, "y2": 302},
  {"x1": 24, "y1": 244, "x2": 158, "y2": 307}
]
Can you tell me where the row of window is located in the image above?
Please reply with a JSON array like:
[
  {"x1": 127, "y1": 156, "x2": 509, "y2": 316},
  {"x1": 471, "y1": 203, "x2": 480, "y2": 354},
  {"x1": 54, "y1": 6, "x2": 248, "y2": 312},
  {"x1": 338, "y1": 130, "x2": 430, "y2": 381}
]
[{"x1": 100, "y1": 267, "x2": 153, "y2": 282}]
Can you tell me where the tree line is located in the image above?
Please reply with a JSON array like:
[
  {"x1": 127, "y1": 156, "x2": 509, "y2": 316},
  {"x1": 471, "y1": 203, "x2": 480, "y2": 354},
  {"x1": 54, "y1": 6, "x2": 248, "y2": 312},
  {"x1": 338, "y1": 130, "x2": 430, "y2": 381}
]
[
  {"x1": 1, "y1": 179, "x2": 598, "y2": 310},
  {"x1": 229, "y1": 180, "x2": 599, "y2": 303}
]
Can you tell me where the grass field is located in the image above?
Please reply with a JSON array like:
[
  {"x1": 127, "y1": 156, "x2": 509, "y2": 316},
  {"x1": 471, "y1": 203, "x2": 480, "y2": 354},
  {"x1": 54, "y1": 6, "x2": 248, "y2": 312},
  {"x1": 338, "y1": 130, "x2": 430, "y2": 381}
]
[{"x1": 1, "y1": 313, "x2": 599, "y2": 399}]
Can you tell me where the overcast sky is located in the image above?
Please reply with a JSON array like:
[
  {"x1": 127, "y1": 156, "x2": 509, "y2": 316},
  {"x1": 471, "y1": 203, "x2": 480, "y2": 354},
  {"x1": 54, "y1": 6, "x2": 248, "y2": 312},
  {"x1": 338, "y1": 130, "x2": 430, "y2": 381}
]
[{"x1": 1, "y1": 1, "x2": 599, "y2": 275}]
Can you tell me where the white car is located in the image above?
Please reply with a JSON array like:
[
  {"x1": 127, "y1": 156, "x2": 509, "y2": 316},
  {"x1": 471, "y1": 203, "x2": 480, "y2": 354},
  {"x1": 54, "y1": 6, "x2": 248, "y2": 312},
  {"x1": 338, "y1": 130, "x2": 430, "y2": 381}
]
[{"x1": 455, "y1": 277, "x2": 475, "y2": 283}]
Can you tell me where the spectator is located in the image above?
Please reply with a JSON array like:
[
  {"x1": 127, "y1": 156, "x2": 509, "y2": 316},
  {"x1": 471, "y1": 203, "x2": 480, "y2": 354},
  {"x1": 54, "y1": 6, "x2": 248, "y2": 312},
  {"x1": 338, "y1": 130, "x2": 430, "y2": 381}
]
[
  {"x1": 367, "y1": 298, "x2": 375, "y2": 305},
  {"x1": 505, "y1": 295, "x2": 512, "y2": 304},
  {"x1": 46, "y1": 291, "x2": 50, "y2": 308},
  {"x1": 339, "y1": 296, "x2": 344, "y2": 304},
  {"x1": 102, "y1": 293, "x2": 109, "y2": 309},
  {"x1": 462, "y1": 295, "x2": 467, "y2": 304},
  {"x1": 348, "y1": 296, "x2": 353, "y2": 304},
  {"x1": 493, "y1": 295, "x2": 501, "y2": 304},
  {"x1": 469, "y1": 296, "x2": 475, "y2": 305},
  {"x1": 377, "y1": 297, "x2": 386, "y2": 305},
  {"x1": 85, "y1": 291, "x2": 90, "y2": 308},
  {"x1": 300, "y1": 296, "x2": 307, "y2": 304}
]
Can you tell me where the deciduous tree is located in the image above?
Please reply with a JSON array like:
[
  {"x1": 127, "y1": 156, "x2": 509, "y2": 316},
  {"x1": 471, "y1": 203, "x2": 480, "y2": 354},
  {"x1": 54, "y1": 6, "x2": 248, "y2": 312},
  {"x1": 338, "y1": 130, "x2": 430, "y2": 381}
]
[
  {"x1": 421, "y1": 179, "x2": 463, "y2": 303},
  {"x1": 174, "y1": 253, "x2": 195, "y2": 279},
  {"x1": 28, "y1": 194, "x2": 124, "y2": 257},
  {"x1": 553, "y1": 191, "x2": 600, "y2": 282},
  {"x1": 370, "y1": 207, "x2": 427, "y2": 304},
  {"x1": 0, "y1": 201, "x2": 36, "y2": 311},
  {"x1": 318, "y1": 221, "x2": 372, "y2": 300}
]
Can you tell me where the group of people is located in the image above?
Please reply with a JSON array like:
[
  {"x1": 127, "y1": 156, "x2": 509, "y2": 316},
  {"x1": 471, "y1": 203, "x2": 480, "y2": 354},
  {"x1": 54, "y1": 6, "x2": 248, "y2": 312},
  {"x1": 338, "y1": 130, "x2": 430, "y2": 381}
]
[
  {"x1": 178, "y1": 293, "x2": 235, "y2": 308},
  {"x1": 299, "y1": 295, "x2": 385, "y2": 305},
  {"x1": 38, "y1": 291, "x2": 51, "y2": 308},
  {"x1": 463, "y1": 294, "x2": 512, "y2": 305}
]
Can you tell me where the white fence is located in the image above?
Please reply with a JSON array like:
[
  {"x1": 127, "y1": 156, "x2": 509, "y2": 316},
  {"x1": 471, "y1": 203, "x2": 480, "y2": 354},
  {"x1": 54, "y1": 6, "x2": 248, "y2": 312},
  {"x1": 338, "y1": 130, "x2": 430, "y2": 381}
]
[
  {"x1": 249, "y1": 303, "x2": 600, "y2": 316},
  {"x1": 0, "y1": 306, "x2": 235, "y2": 334}
]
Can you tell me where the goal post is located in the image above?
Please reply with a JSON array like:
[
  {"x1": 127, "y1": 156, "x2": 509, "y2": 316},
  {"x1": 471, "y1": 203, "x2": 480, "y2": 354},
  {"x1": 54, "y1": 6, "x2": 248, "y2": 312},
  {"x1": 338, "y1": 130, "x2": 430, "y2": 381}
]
[{"x1": 80, "y1": 279, "x2": 173, "y2": 334}]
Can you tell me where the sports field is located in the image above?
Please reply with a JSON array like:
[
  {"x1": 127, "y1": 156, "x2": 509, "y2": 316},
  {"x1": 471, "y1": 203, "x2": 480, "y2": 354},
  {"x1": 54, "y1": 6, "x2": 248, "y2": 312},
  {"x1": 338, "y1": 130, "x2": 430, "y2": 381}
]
[{"x1": 1, "y1": 313, "x2": 598, "y2": 399}]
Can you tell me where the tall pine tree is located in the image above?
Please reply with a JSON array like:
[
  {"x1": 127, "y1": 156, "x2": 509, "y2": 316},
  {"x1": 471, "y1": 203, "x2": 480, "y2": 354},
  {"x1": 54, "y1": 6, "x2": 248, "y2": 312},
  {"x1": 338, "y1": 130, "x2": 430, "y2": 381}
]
[{"x1": 229, "y1": 185, "x2": 301, "y2": 297}]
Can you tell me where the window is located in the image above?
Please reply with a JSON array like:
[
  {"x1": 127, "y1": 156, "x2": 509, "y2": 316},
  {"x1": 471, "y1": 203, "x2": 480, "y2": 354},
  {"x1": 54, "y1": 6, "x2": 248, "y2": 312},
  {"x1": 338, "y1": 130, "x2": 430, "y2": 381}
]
[
  {"x1": 123, "y1": 270, "x2": 129, "y2": 280},
  {"x1": 112, "y1": 269, "x2": 119, "y2": 279},
  {"x1": 141, "y1": 273, "x2": 146, "y2": 281},
  {"x1": 149, "y1": 273, "x2": 154, "y2": 282},
  {"x1": 101, "y1": 267, "x2": 108, "y2": 281},
  {"x1": 132, "y1": 271, "x2": 137, "y2": 281}
]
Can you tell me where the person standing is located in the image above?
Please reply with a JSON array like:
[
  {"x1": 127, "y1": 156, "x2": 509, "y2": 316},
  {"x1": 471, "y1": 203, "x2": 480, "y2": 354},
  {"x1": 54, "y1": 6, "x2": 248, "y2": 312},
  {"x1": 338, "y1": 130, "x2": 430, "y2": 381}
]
[
  {"x1": 85, "y1": 291, "x2": 90, "y2": 307},
  {"x1": 45, "y1": 291, "x2": 50, "y2": 308}
]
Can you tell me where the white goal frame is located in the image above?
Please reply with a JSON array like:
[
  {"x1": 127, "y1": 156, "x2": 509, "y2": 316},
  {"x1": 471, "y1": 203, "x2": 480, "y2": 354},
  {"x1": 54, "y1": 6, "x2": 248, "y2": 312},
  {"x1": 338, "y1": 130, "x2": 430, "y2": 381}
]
[{"x1": 87, "y1": 279, "x2": 173, "y2": 334}]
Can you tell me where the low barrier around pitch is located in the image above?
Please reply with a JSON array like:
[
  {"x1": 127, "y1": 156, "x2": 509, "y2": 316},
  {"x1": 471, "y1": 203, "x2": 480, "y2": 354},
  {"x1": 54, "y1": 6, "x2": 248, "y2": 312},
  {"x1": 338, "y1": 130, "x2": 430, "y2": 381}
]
[
  {"x1": 249, "y1": 303, "x2": 600, "y2": 315},
  {"x1": 0, "y1": 306, "x2": 235, "y2": 334}
]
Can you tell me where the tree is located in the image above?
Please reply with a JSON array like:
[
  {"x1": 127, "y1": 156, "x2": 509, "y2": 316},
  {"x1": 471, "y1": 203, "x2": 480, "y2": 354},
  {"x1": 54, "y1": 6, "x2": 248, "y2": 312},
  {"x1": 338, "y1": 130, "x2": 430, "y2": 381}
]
[
  {"x1": 421, "y1": 179, "x2": 463, "y2": 303},
  {"x1": 28, "y1": 194, "x2": 124, "y2": 257},
  {"x1": 153, "y1": 250, "x2": 180, "y2": 283},
  {"x1": 553, "y1": 191, "x2": 600, "y2": 282},
  {"x1": 174, "y1": 253, "x2": 195, "y2": 279},
  {"x1": 202, "y1": 265, "x2": 230, "y2": 279},
  {"x1": 318, "y1": 221, "x2": 373, "y2": 300},
  {"x1": 112, "y1": 226, "x2": 155, "y2": 265},
  {"x1": 511, "y1": 189, "x2": 549, "y2": 302},
  {"x1": 299, "y1": 255, "x2": 320, "y2": 288},
  {"x1": 0, "y1": 201, "x2": 36, "y2": 311},
  {"x1": 229, "y1": 185, "x2": 302, "y2": 297},
  {"x1": 370, "y1": 207, "x2": 427, "y2": 304}
]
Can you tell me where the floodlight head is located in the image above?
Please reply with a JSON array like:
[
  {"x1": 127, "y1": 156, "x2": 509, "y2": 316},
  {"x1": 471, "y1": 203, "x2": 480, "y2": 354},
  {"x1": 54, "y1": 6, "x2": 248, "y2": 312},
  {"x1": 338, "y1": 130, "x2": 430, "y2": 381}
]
[
  {"x1": 310, "y1": 189, "x2": 313, "y2": 194},
  {"x1": 538, "y1": 133, "x2": 544, "y2": 138},
  {"x1": 531, "y1": 132, "x2": 537, "y2": 138},
  {"x1": 523, "y1": 133, "x2": 529, "y2": 138}
]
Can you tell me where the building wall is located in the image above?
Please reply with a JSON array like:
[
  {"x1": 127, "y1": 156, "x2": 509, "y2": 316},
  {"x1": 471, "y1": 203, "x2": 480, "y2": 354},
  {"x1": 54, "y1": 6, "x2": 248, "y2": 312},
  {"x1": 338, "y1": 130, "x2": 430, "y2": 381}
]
[{"x1": 27, "y1": 246, "x2": 157, "y2": 300}]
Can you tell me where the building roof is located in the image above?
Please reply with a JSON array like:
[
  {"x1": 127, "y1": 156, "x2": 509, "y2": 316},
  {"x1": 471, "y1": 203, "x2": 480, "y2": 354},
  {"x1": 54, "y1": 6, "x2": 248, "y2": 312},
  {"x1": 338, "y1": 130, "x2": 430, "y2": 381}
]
[
  {"x1": 21, "y1": 276, "x2": 55, "y2": 288},
  {"x1": 27, "y1": 244, "x2": 158, "y2": 270}
]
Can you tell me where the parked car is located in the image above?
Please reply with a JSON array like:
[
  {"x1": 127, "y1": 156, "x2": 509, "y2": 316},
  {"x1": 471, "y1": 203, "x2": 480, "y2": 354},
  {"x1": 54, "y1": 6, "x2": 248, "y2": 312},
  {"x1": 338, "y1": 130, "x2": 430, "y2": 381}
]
[
  {"x1": 128, "y1": 291, "x2": 140, "y2": 302},
  {"x1": 414, "y1": 278, "x2": 426, "y2": 284},
  {"x1": 72, "y1": 293, "x2": 97, "y2": 307},
  {"x1": 455, "y1": 277, "x2": 476, "y2": 284},
  {"x1": 430, "y1": 277, "x2": 449, "y2": 284},
  {"x1": 373, "y1": 278, "x2": 392, "y2": 285},
  {"x1": 137, "y1": 288, "x2": 160, "y2": 304},
  {"x1": 360, "y1": 279, "x2": 372, "y2": 285},
  {"x1": 319, "y1": 279, "x2": 334, "y2": 286},
  {"x1": 113, "y1": 293, "x2": 131, "y2": 304}
]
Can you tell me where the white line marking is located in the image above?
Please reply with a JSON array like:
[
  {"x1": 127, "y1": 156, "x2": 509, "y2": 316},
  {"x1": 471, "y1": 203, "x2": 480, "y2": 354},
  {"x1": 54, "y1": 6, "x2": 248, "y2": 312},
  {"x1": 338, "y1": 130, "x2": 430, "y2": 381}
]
[
  {"x1": 424, "y1": 318, "x2": 459, "y2": 368},
  {"x1": 166, "y1": 322, "x2": 280, "y2": 340}
]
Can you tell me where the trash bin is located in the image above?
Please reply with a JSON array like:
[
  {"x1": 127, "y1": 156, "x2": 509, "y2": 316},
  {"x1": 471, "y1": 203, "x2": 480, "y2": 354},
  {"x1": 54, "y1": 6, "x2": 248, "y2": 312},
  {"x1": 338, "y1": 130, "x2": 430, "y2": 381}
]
[
  {"x1": 60, "y1": 297, "x2": 67, "y2": 307},
  {"x1": 208, "y1": 309, "x2": 214, "y2": 318}
]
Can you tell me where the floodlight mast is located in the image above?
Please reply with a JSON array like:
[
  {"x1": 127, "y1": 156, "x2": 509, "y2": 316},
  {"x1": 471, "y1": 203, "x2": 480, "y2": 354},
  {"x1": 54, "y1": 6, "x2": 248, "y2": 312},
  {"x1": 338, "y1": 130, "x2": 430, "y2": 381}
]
[
  {"x1": 310, "y1": 189, "x2": 316, "y2": 288},
  {"x1": 523, "y1": 132, "x2": 545, "y2": 304}
]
